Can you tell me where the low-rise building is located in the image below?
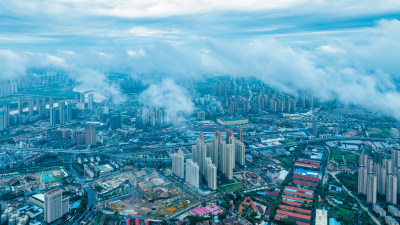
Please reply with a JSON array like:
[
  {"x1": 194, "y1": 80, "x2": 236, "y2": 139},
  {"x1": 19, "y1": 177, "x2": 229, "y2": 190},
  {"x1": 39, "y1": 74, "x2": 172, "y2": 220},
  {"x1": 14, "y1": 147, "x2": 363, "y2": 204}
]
[
  {"x1": 389, "y1": 205, "x2": 400, "y2": 217},
  {"x1": 28, "y1": 194, "x2": 44, "y2": 208},
  {"x1": 385, "y1": 216, "x2": 399, "y2": 225},
  {"x1": 373, "y1": 204, "x2": 386, "y2": 217}
]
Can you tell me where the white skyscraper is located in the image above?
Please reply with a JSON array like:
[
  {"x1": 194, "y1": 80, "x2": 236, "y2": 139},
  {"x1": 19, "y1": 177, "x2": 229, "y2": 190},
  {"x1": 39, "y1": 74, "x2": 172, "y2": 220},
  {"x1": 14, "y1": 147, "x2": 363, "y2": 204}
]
[
  {"x1": 386, "y1": 175, "x2": 398, "y2": 204},
  {"x1": 315, "y1": 209, "x2": 328, "y2": 225},
  {"x1": 59, "y1": 101, "x2": 66, "y2": 125},
  {"x1": 44, "y1": 188, "x2": 69, "y2": 223},
  {"x1": 185, "y1": 159, "x2": 199, "y2": 188},
  {"x1": 235, "y1": 141, "x2": 246, "y2": 166},
  {"x1": 367, "y1": 173, "x2": 377, "y2": 204},
  {"x1": 0, "y1": 103, "x2": 10, "y2": 131},
  {"x1": 172, "y1": 149, "x2": 185, "y2": 179},
  {"x1": 192, "y1": 138, "x2": 208, "y2": 177},
  {"x1": 218, "y1": 141, "x2": 226, "y2": 174},
  {"x1": 88, "y1": 93, "x2": 94, "y2": 110},
  {"x1": 206, "y1": 157, "x2": 217, "y2": 190},
  {"x1": 225, "y1": 144, "x2": 235, "y2": 180},
  {"x1": 212, "y1": 136, "x2": 219, "y2": 167}
]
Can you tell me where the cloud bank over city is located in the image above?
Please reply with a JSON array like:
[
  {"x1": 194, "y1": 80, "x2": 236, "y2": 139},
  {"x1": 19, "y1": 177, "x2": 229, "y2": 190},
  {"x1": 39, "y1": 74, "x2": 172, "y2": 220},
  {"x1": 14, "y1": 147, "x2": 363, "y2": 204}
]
[
  {"x1": 1, "y1": 0, "x2": 400, "y2": 117},
  {"x1": 139, "y1": 79, "x2": 195, "y2": 124}
]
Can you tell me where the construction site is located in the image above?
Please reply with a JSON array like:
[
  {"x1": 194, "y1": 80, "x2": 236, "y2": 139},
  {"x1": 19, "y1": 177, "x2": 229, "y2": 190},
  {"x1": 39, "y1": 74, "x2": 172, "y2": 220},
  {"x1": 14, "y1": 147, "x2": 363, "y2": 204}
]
[{"x1": 107, "y1": 169, "x2": 197, "y2": 219}]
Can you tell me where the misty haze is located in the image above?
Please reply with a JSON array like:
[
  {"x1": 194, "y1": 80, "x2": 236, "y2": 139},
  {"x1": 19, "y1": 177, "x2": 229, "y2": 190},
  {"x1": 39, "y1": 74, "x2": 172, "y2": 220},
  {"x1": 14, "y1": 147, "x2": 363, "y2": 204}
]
[{"x1": 0, "y1": 1, "x2": 400, "y2": 225}]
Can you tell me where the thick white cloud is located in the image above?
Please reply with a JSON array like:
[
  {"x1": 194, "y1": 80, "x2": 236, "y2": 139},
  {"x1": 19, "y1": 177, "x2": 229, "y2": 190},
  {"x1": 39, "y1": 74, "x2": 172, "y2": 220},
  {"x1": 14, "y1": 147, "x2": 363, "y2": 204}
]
[
  {"x1": 1, "y1": 0, "x2": 400, "y2": 120},
  {"x1": 139, "y1": 79, "x2": 194, "y2": 123},
  {"x1": 5, "y1": 0, "x2": 400, "y2": 18},
  {"x1": 0, "y1": 50, "x2": 26, "y2": 80}
]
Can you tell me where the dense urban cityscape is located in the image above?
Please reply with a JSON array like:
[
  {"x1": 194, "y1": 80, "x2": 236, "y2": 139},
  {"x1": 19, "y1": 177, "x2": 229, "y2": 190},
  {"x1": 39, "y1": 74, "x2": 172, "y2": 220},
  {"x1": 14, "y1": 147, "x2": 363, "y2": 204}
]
[
  {"x1": 0, "y1": 74, "x2": 399, "y2": 225},
  {"x1": 1, "y1": 0, "x2": 400, "y2": 225}
]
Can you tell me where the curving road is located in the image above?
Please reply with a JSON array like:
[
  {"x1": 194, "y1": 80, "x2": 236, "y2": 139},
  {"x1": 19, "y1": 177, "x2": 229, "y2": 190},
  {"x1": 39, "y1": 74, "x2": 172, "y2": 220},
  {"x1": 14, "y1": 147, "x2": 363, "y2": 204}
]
[{"x1": 330, "y1": 172, "x2": 381, "y2": 225}]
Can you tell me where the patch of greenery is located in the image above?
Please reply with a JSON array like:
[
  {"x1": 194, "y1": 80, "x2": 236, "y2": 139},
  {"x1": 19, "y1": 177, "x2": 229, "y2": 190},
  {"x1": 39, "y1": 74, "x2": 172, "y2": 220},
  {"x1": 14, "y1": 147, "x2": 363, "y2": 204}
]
[
  {"x1": 220, "y1": 182, "x2": 246, "y2": 192},
  {"x1": 336, "y1": 172, "x2": 358, "y2": 193},
  {"x1": 330, "y1": 148, "x2": 359, "y2": 165},
  {"x1": 73, "y1": 163, "x2": 84, "y2": 175},
  {"x1": 328, "y1": 206, "x2": 355, "y2": 225}
]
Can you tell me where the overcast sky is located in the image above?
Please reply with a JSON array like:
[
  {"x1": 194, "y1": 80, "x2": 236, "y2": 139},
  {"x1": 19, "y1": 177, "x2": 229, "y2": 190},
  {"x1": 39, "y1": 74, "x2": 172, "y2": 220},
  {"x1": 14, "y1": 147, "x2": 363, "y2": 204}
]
[{"x1": 1, "y1": 0, "x2": 400, "y2": 118}]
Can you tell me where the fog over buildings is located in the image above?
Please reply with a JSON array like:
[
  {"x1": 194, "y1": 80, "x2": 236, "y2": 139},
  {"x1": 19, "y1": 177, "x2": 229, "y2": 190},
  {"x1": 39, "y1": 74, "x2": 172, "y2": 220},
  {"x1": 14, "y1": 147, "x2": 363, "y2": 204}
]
[{"x1": 1, "y1": 1, "x2": 400, "y2": 225}]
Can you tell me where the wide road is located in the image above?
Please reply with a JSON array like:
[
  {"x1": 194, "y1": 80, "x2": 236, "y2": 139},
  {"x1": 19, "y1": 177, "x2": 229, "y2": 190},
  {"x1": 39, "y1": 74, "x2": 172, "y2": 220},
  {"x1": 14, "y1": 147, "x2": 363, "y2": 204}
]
[
  {"x1": 68, "y1": 164, "x2": 98, "y2": 225},
  {"x1": 247, "y1": 136, "x2": 398, "y2": 152}
]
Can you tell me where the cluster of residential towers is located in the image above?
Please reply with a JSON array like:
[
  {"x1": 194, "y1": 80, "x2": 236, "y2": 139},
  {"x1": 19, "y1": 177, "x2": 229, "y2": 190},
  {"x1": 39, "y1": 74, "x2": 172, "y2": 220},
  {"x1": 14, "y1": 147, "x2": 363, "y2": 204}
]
[
  {"x1": 172, "y1": 129, "x2": 246, "y2": 190},
  {"x1": 358, "y1": 149, "x2": 400, "y2": 204}
]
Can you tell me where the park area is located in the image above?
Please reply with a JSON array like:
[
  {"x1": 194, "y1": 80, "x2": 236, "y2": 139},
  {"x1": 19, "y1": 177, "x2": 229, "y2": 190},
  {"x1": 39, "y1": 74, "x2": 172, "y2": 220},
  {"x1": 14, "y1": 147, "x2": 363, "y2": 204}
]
[
  {"x1": 220, "y1": 182, "x2": 246, "y2": 192},
  {"x1": 366, "y1": 127, "x2": 392, "y2": 138},
  {"x1": 330, "y1": 148, "x2": 359, "y2": 165}
]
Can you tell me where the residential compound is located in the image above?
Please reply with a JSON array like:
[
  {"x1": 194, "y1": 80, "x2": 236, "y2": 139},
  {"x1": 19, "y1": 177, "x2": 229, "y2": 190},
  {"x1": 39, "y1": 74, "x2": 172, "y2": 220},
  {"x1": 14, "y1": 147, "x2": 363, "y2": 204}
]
[
  {"x1": 358, "y1": 150, "x2": 400, "y2": 204},
  {"x1": 172, "y1": 131, "x2": 245, "y2": 191}
]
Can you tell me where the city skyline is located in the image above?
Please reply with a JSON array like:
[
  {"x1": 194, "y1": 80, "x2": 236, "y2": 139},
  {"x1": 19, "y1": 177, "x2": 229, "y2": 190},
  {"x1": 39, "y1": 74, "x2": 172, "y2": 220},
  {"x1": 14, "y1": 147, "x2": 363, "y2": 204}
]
[
  {"x1": 0, "y1": 1, "x2": 400, "y2": 119},
  {"x1": 1, "y1": 1, "x2": 400, "y2": 225}
]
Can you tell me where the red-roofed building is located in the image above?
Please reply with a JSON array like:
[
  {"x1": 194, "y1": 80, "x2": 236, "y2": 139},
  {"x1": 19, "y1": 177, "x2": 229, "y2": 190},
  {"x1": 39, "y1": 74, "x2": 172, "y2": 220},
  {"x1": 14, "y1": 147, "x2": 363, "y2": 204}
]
[
  {"x1": 278, "y1": 205, "x2": 312, "y2": 215},
  {"x1": 282, "y1": 195, "x2": 313, "y2": 204},
  {"x1": 293, "y1": 174, "x2": 320, "y2": 183},
  {"x1": 293, "y1": 179, "x2": 318, "y2": 187}
]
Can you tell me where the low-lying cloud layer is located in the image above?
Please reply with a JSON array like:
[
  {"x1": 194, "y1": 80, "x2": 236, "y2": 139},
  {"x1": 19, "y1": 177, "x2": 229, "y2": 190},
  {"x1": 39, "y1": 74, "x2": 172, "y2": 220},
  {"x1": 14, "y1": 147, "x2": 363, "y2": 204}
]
[
  {"x1": 0, "y1": 6, "x2": 400, "y2": 118},
  {"x1": 139, "y1": 79, "x2": 194, "y2": 123}
]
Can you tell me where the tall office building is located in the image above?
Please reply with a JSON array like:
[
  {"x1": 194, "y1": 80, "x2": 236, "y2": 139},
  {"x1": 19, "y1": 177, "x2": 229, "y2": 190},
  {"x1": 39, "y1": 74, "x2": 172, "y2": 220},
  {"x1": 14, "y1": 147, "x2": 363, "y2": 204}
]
[
  {"x1": 199, "y1": 132, "x2": 204, "y2": 142},
  {"x1": 79, "y1": 92, "x2": 85, "y2": 104},
  {"x1": 387, "y1": 160, "x2": 393, "y2": 175},
  {"x1": 185, "y1": 159, "x2": 199, "y2": 189},
  {"x1": 358, "y1": 166, "x2": 367, "y2": 194},
  {"x1": 85, "y1": 126, "x2": 96, "y2": 146},
  {"x1": 218, "y1": 141, "x2": 226, "y2": 174},
  {"x1": 228, "y1": 136, "x2": 236, "y2": 166},
  {"x1": 35, "y1": 97, "x2": 40, "y2": 113},
  {"x1": 44, "y1": 188, "x2": 69, "y2": 223},
  {"x1": 59, "y1": 101, "x2": 66, "y2": 125},
  {"x1": 392, "y1": 149, "x2": 400, "y2": 168},
  {"x1": 28, "y1": 98, "x2": 34, "y2": 115},
  {"x1": 226, "y1": 129, "x2": 234, "y2": 144},
  {"x1": 0, "y1": 103, "x2": 10, "y2": 131},
  {"x1": 367, "y1": 158, "x2": 375, "y2": 173},
  {"x1": 192, "y1": 138, "x2": 208, "y2": 177},
  {"x1": 386, "y1": 175, "x2": 398, "y2": 204},
  {"x1": 49, "y1": 96, "x2": 54, "y2": 107},
  {"x1": 206, "y1": 158, "x2": 217, "y2": 190},
  {"x1": 367, "y1": 174, "x2": 377, "y2": 203},
  {"x1": 50, "y1": 106, "x2": 58, "y2": 127},
  {"x1": 211, "y1": 135, "x2": 219, "y2": 167},
  {"x1": 156, "y1": 109, "x2": 163, "y2": 127},
  {"x1": 88, "y1": 93, "x2": 94, "y2": 110},
  {"x1": 224, "y1": 144, "x2": 235, "y2": 180},
  {"x1": 396, "y1": 168, "x2": 400, "y2": 194},
  {"x1": 235, "y1": 141, "x2": 246, "y2": 166},
  {"x1": 359, "y1": 152, "x2": 369, "y2": 167},
  {"x1": 215, "y1": 131, "x2": 222, "y2": 141},
  {"x1": 237, "y1": 128, "x2": 243, "y2": 142},
  {"x1": 376, "y1": 164, "x2": 386, "y2": 195},
  {"x1": 172, "y1": 150, "x2": 185, "y2": 179},
  {"x1": 315, "y1": 209, "x2": 328, "y2": 225},
  {"x1": 381, "y1": 167, "x2": 387, "y2": 195},
  {"x1": 18, "y1": 97, "x2": 22, "y2": 115},
  {"x1": 66, "y1": 102, "x2": 73, "y2": 122},
  {"x1": 312, "y1": 120, "x2": 318, "y2": 137},
  {"x1": 39, "y1": 97, "x2": 45, "y2": 117}
]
